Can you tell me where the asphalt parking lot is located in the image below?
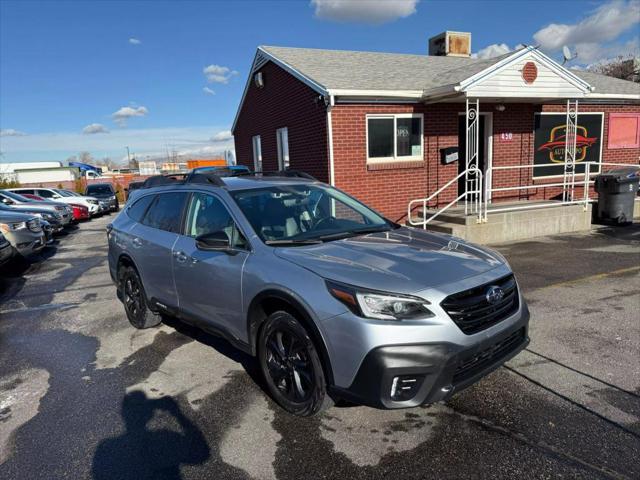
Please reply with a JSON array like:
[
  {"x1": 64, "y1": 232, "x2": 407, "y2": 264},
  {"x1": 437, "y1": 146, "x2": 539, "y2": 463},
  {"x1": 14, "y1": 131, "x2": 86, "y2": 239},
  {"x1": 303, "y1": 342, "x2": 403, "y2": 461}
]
[{"x1": 0, "y1": 215, "x2": 638, "y2": 480}]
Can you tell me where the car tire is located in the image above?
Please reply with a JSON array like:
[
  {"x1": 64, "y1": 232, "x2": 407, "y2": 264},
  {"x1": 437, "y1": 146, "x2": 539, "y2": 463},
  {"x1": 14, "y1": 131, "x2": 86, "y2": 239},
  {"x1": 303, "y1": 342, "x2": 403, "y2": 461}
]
[
  {"x1": 118, "y1": 265, "x2": 162, "y2": 329},
  {"x1": 258, "y1": 311, "x2": 333, "y2": 416}
]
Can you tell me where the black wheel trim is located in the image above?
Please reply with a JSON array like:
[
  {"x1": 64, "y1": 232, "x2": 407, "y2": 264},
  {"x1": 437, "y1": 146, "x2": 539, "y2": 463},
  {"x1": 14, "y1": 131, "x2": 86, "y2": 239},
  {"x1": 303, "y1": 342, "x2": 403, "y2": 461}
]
[
  {"x1": 265, "y1": 328, "x2": 315, "y2": 403},
  {"x1": 123, "y1": 275, "x2": 143, "y2": 320}
]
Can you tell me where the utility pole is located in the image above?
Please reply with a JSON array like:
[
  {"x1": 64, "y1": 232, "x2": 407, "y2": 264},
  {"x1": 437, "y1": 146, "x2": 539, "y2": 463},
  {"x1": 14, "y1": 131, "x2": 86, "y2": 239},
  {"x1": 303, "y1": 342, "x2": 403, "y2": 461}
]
[{"x1": 125, "y1": 146, "x2": 131, "y2": 164}]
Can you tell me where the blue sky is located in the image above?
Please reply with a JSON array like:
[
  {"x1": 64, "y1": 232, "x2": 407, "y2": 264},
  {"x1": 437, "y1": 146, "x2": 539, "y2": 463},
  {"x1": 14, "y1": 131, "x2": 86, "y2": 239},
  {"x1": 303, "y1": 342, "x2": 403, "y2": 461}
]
[{"x1": 1, "y1": 0, "x2": 638, "y2": 164}]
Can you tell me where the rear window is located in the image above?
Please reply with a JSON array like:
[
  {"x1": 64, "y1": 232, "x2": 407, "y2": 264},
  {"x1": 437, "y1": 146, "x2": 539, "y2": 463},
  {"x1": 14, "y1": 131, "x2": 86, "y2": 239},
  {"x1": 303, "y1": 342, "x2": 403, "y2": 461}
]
[
  {"x1": 141, "y1": 192, "x2": 188, "y2": 233},
  {"x1": 86, "y1": 184, "x2": 114, "y2": 195},
  {"x1": 127, "y1": 195, "x2": 155, "y2": 223}
]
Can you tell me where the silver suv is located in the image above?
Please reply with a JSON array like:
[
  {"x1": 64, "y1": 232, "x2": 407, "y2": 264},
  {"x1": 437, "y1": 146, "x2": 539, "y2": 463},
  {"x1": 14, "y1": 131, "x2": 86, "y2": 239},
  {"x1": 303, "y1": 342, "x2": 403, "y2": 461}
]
[{"x1": 107, "y1": 171, "x2": 529, "y2": 416}]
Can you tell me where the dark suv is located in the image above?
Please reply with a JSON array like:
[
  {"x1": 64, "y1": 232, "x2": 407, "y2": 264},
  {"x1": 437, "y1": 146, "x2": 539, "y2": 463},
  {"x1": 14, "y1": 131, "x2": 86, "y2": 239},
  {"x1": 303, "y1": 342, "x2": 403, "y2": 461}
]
[
  {"x1": 85, "y1": 183, "x2": 119, "y2": 212},
  {"x1": 107, "y1": 171, "x2": 529, "y2": 416}
]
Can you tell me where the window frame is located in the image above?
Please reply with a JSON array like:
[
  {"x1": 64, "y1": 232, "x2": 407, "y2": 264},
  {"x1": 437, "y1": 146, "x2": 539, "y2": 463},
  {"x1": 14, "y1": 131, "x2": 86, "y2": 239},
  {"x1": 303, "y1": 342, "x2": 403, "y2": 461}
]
[
  {"x1": 140, "y1": 191, "x2": 189, "y2": 234},
  {"x1": 183, "y1": 191, "x2": 251, "y2": 251},
  {"x1": 252, "y1": 135, "x2": 262, "y2": 172},
  {"x1": 608, "y1": 113, "x2": 640, "y2": 149},
  {"x1": 365, "y1": 113, "x2": 424, "y2": 163},
  {"x1": 276, "y1": 127, "x2": 289, "y2": 170}
]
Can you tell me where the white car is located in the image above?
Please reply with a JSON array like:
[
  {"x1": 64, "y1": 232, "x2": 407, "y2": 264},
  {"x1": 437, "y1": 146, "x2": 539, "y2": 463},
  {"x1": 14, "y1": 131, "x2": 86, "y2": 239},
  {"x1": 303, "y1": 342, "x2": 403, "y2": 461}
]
[{"x1": 9, "y1": 187, "x2": 101, "y2": 216}]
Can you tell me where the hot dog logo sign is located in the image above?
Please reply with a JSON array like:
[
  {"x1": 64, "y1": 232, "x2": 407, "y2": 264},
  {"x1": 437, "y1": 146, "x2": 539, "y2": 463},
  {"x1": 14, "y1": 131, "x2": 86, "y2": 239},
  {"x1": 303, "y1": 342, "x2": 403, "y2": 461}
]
[{"x1": 533, "y1": 113, "x2": 603, "y2": 178}]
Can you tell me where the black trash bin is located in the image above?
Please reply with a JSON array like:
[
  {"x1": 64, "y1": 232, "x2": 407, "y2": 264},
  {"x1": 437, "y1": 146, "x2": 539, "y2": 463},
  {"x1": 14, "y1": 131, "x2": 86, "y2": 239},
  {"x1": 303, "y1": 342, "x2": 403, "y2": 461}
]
[{"x1": 594, "y1": 167, "x2": 639, "y2": 224}]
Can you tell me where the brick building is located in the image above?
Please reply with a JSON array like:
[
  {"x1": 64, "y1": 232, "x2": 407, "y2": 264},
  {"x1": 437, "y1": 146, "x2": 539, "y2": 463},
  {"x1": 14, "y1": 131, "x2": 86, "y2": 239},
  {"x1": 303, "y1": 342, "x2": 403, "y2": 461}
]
[{"x1": 232, "y1": 34, "x2": 640, "y2": 221}]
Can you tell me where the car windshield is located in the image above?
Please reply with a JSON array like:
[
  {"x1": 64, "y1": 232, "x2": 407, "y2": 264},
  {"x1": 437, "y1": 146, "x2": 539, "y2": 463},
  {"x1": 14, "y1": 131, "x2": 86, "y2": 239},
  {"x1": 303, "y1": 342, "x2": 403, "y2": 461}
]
[
  {"x1": 1, "y1": 190, "x2": 34, "y2": 203},
  {"x1": 63, "y1": 190, "x2": 81, "y2": 196},
  {"x1": 53, "y1": 189, "x2": 74, "y2": 197},
  {"x1": 231, "y1": 184, "x2": 393, "y2": 244},
  {"x1": 86, "y1": 185, "x2": 113, "y2": 195}
]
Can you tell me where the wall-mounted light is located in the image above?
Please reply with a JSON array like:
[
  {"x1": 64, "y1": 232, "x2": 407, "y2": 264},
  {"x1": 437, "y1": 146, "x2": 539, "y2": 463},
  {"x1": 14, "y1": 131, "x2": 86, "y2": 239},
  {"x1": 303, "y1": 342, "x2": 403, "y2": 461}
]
[{"x1": 495, "y1": 104, "x2": 506, "y2": 112}]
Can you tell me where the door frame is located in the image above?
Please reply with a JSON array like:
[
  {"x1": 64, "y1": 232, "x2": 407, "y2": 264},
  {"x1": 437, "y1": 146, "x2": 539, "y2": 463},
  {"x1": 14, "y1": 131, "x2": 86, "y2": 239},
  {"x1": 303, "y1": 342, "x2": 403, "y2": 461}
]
[{"x1": 457, "y1": 111, "x2": 493, "y2": 202}]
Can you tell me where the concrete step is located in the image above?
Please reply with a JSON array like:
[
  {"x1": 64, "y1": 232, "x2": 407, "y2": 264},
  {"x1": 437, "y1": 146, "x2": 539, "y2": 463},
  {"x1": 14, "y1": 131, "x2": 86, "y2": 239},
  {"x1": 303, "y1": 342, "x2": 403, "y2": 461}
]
[{"x1": 419, "y1": 210, "x2": 477, "y2": 225}]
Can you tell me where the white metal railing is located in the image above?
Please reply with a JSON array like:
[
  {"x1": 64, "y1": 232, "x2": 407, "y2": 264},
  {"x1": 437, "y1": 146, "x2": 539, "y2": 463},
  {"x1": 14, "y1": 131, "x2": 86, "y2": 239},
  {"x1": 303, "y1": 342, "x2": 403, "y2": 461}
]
[
  {"x1": 482, "y1": 161, "x2": 639, "y2": 221},
  {"x1": 407, "y1": 167, "x2": 483, "y2": 228}
]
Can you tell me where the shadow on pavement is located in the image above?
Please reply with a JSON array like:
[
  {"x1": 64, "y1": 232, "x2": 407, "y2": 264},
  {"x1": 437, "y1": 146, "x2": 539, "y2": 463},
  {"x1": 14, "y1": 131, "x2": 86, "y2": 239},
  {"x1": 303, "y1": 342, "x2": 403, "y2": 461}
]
[{"x1": 92, "y1": 391, "x2": 210, "y2": 480}]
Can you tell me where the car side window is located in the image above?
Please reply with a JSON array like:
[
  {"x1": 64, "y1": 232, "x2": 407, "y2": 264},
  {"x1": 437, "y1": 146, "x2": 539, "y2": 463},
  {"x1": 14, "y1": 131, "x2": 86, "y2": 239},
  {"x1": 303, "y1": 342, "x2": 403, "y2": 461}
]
[
  {"x1": 127, "y1": 195, "x2": 155, "y2": 223},
  {"x1": 185, "y1": 192, "x2": 247, "y2": 249},
  {"x1": 37, "y1": 189, "x2": 54, "y2": 198},
  {"x1": 141, "y1": 192, "x2": 188, "y2": 233}
]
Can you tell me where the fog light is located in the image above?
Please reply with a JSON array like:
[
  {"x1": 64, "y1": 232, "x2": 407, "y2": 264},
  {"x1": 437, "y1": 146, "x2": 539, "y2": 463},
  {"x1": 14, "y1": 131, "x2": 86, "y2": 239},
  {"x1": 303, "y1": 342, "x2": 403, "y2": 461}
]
[{"x1": 390, "y1": 375, "x2": 424, "y2": 401}]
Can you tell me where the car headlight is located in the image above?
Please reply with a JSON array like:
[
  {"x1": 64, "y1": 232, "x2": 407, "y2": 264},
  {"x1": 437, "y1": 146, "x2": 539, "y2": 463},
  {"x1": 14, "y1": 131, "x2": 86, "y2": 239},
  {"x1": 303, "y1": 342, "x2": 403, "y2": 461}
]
[
  {"x1": 327, "y1": 281, "x2": 434, "y2": 321},
  {"x1": 0, "y1": 221, "x2": 26, "y2": 232},
  {"x1": 110, "y1": 195, "x2": 116, "y2": 200}
]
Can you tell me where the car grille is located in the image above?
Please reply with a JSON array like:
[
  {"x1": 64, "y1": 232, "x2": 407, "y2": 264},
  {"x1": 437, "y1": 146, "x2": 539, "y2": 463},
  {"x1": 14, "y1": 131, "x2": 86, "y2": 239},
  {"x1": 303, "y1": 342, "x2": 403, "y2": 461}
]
[
  {"x1": 27, "y1": 218, "x2": 42, "y2": 232},
  {"x1": 441, "y1": 274, "x2": 519, "y2": 335},
  {"x1": 453, "y1": 328, "x2": 525, "y2": 384}
]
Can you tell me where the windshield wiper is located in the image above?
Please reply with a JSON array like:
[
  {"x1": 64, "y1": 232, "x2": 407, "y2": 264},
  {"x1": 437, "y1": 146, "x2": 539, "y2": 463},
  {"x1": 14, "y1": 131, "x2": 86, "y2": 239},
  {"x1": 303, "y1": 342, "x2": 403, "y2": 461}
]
[
  {"x1": 265, "y1": 239, "x2": 323, "y2": 246},
  {"x1": 316, "y1": 226, "x2": 392, "y2": 242}
]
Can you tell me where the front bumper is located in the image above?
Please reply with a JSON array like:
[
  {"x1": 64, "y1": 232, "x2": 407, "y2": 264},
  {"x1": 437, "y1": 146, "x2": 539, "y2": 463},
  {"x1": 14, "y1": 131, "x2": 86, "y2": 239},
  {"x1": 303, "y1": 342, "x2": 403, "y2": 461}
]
[
  {"x1": 331, "y1": 304, "x2": 529, "y2": 409},
  {"x1": 15, "y1": 234, "x2": 46, "y2": 256}
]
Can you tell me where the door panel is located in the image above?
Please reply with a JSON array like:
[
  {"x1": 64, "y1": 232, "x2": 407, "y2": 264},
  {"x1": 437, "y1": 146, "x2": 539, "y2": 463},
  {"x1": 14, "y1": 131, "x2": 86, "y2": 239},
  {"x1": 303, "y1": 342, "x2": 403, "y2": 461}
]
[{"x1": 173, "y1": 192, "x2": 248, "y2": 340}]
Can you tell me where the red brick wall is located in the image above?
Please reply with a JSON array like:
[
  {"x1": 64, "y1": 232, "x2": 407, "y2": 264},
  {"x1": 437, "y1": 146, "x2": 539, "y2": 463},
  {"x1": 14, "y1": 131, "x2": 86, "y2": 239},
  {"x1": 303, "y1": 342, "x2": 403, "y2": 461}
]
[
  {"x1": 233, "y1": 62, "x2": 330, "y2": 182},
  {"x1": 331, "y1": 102, "x2": 639, "y2": 221}
]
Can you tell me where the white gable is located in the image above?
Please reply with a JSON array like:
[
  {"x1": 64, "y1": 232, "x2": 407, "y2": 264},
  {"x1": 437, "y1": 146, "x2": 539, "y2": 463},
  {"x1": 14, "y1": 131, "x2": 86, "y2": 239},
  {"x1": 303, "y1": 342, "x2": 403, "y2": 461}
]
[{"x1": 462, "y1": 49, "x2": 592, "y2": 99}]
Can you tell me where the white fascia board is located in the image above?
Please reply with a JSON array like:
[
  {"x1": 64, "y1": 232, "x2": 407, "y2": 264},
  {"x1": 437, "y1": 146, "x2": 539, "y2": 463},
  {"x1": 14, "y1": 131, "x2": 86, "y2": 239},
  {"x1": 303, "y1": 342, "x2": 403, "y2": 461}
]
[
  {"x1": 583, "y1": 92, "x2": 640, "y2": 101},
  {"x1": 328, "y1": 88, "x2": 423, "y2": 98}
]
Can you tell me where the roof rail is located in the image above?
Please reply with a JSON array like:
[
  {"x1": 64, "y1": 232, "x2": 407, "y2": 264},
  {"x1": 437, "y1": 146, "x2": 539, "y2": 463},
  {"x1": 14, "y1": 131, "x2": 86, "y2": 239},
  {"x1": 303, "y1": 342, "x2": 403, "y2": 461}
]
[
  {"x1": 140, "y1": 172, "x2": 226, "y2": 189},
  {"x1": 184, "y1": 171, "x2": 227, "y2": 186},
  {"x1": 141, "y1": 174, "x2": 189, "y2": 188},
  {"x1": 260, "y1": 170, "x2": 317, "y2": 180}
]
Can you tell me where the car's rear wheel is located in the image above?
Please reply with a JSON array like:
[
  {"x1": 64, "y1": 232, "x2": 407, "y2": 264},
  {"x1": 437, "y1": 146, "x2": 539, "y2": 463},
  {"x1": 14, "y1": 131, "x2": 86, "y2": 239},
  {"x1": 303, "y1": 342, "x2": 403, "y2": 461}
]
[
  {"x1": 258, "y1": 311, "x2": 332, "y2": 416},
  {"x1": 118, "y1": 265, "x2": 162, "y2": 329}
]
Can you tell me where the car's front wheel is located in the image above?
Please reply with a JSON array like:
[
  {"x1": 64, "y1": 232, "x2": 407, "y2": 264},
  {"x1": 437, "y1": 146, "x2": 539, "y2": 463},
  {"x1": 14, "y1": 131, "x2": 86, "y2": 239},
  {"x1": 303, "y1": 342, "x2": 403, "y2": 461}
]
[
  {"x1": 258, "y1": 311, "x2": 333, "y2": 416},
  {"x1": 118, "y1": 265, "x2": 162, "y2": 329}
]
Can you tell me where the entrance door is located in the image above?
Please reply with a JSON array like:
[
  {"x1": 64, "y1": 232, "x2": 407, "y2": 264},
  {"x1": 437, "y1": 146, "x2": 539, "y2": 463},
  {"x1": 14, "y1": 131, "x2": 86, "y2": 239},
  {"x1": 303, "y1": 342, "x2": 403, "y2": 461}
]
[{"x1": 458, "y1": 114, "x2": 486, "y2": 197}]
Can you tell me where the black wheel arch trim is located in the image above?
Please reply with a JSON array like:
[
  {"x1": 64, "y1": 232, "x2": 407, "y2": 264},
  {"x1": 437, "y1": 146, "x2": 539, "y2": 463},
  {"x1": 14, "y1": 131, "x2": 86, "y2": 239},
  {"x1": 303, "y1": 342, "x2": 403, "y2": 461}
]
[{"x1": 247, "y1": 288, "x2": 335, "y2": 386}]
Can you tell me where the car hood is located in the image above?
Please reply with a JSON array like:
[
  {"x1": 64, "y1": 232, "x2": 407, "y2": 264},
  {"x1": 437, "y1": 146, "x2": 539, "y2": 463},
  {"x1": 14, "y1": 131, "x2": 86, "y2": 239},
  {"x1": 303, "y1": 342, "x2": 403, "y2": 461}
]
[
  {"x1": 6, "y1": 203, "x2": 60, "y2": 212},
  {"x1": 1, "y1": 206, "x2": 54, "y2": 216},
  {"x1": 88, "y1": 192, "x2": 114, "y2": 199},
  {"x1": 0, "y1": 210, "x2": 36, "y2": 223},
  {"x1": 273, "y1": 227, "x2": 504, "y2": 294}
]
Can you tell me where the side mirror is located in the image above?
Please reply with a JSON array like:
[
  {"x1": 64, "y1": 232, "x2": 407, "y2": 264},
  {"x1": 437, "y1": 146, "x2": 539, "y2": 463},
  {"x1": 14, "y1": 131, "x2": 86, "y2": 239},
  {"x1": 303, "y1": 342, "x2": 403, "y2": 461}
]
[
  {"x1": 195, "y1": 231, "x2": 230, "y2": 251},
  {"x1": 52, "y1": 194, "x2": 61, "y2": 199},
  {"x1": 1, "y1": 198, "x2": 13, "y2": 205}
]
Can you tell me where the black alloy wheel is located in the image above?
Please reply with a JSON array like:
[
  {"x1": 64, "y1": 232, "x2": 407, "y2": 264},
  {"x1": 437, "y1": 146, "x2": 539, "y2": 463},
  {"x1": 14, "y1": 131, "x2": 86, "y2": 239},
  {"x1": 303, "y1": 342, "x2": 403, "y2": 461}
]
[
  {"x1": 119, "y1": 265, "x2": 162, "y2": 329},
  {"x1": 258, "y1": 311, "x2": 332, "y2": 416}
]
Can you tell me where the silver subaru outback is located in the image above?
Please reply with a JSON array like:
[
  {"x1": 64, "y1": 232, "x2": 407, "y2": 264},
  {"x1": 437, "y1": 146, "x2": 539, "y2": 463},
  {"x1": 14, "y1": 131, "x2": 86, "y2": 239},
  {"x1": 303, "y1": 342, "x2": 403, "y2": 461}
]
[{"x1": 107, "y1": 171, "x2": 529, "y2": 416}]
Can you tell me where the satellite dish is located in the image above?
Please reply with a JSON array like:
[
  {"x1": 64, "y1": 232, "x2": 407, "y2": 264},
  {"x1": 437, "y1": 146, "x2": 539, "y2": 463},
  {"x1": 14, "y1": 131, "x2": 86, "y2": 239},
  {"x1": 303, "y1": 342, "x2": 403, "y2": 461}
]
[{"x1": 562, "y1": 45, "x2": 577, "y2": 65}]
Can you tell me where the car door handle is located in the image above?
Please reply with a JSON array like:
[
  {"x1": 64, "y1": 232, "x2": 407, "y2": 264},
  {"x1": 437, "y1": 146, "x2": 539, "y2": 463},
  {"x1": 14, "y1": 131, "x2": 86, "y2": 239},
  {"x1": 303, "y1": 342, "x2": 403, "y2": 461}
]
[
  {"x1": 132, "y1": 237, "x2": 143, "y2": 248},
  {"x1": 173, "y1": 251, "x2": 188, "y2": 263}
]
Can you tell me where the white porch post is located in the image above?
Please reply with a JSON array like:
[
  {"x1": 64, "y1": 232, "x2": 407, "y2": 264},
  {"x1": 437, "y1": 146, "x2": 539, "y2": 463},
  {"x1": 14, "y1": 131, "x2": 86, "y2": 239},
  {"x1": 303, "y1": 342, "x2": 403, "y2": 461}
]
[
  {"x1": 465, "y1": 98, "x2": 480, "y2": 216},
  {"x1": 563, "y1": 99, "x2": 579, "y2": 202}
]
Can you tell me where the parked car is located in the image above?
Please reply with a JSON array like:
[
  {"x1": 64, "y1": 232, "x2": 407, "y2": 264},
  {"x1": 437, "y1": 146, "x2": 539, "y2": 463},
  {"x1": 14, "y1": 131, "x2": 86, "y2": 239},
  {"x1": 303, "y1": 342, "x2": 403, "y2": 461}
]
[
  {"x1": 70, "y1": 203, "x2": 90, "y2": 221},
  {"x1": 107, "y1": 171, "x2": 529, "y2": 416},
  {"x1": 0, "y1": 232, "x2": 14, "y2": 266},
  {"x1": 0, "y1": 203, "x2": 64, "y2": 234},
  {"x1": 85, "y1": 183, "x2": 119, "y2": 212},
  {"x1": 9, "y1": 187, "x2": 100, "y2": 217},
  {"x1": 0, "y1": 190, "x2": 74, "y2": 225},
  {"x1": 191, "y1": 165, "x2": 251, "y2": 176},
  {"x1": 20, "y1": 193, "x2": 47, "y2": 201},
  {"x1": 124, "y1": 181, "x2": 144, "y2": 202},
  {"x1": 0, "y1": 210, "x2": 45, "y2": 257}
]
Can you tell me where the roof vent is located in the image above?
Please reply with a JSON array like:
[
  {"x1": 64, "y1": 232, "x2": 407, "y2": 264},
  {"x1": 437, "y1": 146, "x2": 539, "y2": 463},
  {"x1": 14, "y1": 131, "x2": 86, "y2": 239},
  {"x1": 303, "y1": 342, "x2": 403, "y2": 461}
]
[
  {"x1": 429, "y1": 31, "x2": 471, "y2": 57},
  {"x1": 254, "y1": 71, "x2": 264, "y2": 89}
]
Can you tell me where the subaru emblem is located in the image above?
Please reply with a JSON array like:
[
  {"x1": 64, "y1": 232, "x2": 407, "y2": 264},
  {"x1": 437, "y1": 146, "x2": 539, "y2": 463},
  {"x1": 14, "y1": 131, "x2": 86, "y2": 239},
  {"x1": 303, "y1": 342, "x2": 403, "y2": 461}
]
[{"x1": 486, "y1": 286, "x2": 504, "y2": 304}]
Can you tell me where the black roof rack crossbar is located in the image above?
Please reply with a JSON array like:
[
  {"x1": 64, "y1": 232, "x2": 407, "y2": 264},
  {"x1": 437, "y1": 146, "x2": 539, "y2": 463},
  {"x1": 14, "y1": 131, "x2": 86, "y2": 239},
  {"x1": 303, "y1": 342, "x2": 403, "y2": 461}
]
[
  {"x1": 141, "y1": 174, "x2": 189, "y2": 188},
  {"x1": 258, "y1": 170, "x2": 317, "y2": 180},
  {"x1": 184, "y1": 171, "x2": 227, "y2": 186}
]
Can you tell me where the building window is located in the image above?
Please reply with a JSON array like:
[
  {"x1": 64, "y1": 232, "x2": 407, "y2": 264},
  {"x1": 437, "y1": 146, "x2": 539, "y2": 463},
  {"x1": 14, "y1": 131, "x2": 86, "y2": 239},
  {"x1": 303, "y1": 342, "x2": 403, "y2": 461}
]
[
  {"x1": 367, "y1": 114, "x2": 423, "y2": 162},
  {"x1": 252, "y1": 135, "x2": 262, "y2": 171},
  {"x1": 276, "y1": 127, "x2": 289, "y2": 170},
  {"x1": 608, "y1": 113, "x2": 640, "y2": 149}
]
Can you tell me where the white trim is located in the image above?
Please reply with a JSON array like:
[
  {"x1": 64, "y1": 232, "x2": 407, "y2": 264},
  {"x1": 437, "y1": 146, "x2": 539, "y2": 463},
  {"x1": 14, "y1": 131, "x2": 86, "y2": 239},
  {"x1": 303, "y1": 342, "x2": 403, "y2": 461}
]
[
  {"x1": 252, "y1": 135, "x2": 262, "y2": 172},
  {"x1": 328, "y1": 88, "x2": 423, "y2": 98},
  {"x1": 584, "y1": 93, "x2": 640, "y2": 100},
  {"x1": 365, "y1": 113, "x2": 424, "y2": 163},
  {"x1": 327, "y1": 95, "x2": 336, "y2": 185},
  {"x1": 532, "y1": 112, "x2": 604, "y2": 180},
  {"x1": 276, "y1": 127, "x2": 290, "y2": 170}
]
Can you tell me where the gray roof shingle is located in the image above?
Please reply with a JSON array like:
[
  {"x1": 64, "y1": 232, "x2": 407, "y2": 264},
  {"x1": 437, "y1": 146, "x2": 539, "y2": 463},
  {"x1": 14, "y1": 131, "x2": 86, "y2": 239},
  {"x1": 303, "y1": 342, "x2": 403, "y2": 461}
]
[{"x1": 260, "y1": 45, "x2": 639, "y2": 97}]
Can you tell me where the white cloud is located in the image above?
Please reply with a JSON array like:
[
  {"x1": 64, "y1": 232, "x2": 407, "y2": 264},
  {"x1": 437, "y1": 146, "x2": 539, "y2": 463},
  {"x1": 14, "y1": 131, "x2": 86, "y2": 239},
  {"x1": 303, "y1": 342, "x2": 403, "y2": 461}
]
[
  {"x1": 112, "y1": 105, "x2": 149, "y2": 127},
  {"x1": 473, "y1": 43, "x2": 512, "y2": 59},
  {"x1": 0, "y1": 129, "x2": 27, "y2": 137},
  {"x1": 203, "y1": 64, "x2": 238, "y2": 84},
  {"x1": 211, "y1": 130, "x2": 233, "y2": 142},
  {"x1": 203, "y1": 86, "x2": 216, "y2": 96},
  {"x1": 129, "y1": 38, "x2": 141, "y2": 45},
  {"x1": 577, "y1": 37, "x2": 640, "y2": 65},
  {"x1": 311, "y1": 0, "x2": 418, "y2": 24},
  {"x1": 533, "y1": 0, "x2": 640, "y2": 63},
  {"x1": 82, "y1": 123, "x2": 109, "y2": 134}
]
